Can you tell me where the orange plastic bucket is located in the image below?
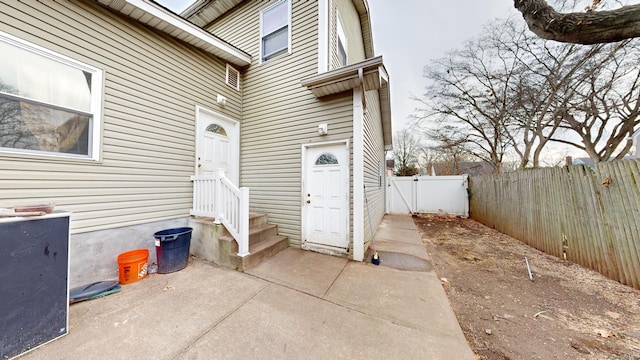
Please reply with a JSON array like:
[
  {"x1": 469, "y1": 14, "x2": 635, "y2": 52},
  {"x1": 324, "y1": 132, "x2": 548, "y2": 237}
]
[{"x1": 117, "y1": 249, "x2": 149, "y2": 285}]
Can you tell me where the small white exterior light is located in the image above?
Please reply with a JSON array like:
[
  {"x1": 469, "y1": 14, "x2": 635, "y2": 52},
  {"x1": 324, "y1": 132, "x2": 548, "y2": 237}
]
[
  {"x1": 318, "y1": 123, "x2": 328, "y2": 135},
  {"x1": 216, "y1": 94, "x2": 227, "y2": 106}
]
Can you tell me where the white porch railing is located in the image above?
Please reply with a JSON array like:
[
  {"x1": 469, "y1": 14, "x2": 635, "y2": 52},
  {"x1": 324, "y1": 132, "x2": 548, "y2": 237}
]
[{"x1": 190, "y1": 170, "x2": 250, "y2": 257}]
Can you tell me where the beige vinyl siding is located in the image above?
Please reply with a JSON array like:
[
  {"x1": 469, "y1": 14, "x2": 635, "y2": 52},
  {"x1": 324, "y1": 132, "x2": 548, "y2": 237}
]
[
  {"x1": 0, "y1": 0, "x2": 240, "y2": 233},
  {"x1": 208, "y1": 0, "x2": 355, "y2": 247},
  {"x1": 362, "y1": 89, "x2": 385, "y2": 248},
  {"x1": 330, "y1": 0, "x2": 365, "y2": 70}
]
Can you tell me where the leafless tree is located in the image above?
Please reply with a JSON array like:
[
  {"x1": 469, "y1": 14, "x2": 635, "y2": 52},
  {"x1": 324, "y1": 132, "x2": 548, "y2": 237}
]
[
  {"x1": 0, "y1": 81, "x2": 26, "y2": 149},
  {"x1": 412, "y1": 20, "x2": 528, "y2": 174},
  {"x1": 500, "y1": 20, "x2": 578, "y2": 169},
  {"x1": 506, "y1": 31, "x2": 631, "y2": 167},
  {"x1": 392, "y1": 129, "x2": 420, "y2": 176},
  {"x1": 514, "y1": 0, "x2": 640, "y2": 44},
  {"x1": 551, "y1": 40, "x2": 640, "y2": 162},
  {"x1": 414, "y1": 14, "x2": 639, "y2": 169},
  {"x1": 418, "y1": 143, "x2": 474, "y2": 175}
]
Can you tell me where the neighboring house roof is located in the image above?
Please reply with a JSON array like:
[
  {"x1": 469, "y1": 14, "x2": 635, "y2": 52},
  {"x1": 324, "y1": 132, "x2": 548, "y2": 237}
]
[
  {"x1": 96, "y1": 0, "x2": 251, "y2": 66},
  {"x1": 300, "y1": 56, "x2": 392, "y2": 150},
  {"x1": 631, "y1": 128, "x2": 640, "y2": 147},
  {"x1": 432, "y1": 162, "x2": 495, "y2": 176},
  {"x1": 459, "y1": 162, "x2": 496, "y2": 176},
  {"x1": 573, "y1": 156, "x2": 637, "y2": 168},
  {"x1": 572, "y1": 157, "x2": 595, "y2": 168}
]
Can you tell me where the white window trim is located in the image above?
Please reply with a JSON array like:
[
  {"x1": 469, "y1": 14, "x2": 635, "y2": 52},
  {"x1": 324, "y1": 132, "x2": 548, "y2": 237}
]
[
  {"x1": 337, "y1": 14, "x2": 348, "y2": 67},
  {"x1": 0, "y1": 31, "x2": 103, "y2": 161},
  {"x1": 317, "y1": 0, "x2": 329, "y2": 73},
  {"x1": 259, "y1": 0, "x2": 292, "y2": 64},
  {"x1": 225, "y1": 63, "x2": 240, "y2": 91}
]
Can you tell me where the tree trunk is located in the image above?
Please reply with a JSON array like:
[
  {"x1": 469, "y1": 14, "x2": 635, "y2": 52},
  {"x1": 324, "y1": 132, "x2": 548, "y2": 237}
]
[{"x1": 514, "y1": 0, "x2": 640, "y2": 44}]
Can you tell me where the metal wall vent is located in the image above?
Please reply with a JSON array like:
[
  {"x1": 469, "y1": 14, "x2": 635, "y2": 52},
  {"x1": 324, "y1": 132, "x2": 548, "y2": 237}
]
[{"x1": 226, "y1": 64, "x2": 240, "y2": 91}]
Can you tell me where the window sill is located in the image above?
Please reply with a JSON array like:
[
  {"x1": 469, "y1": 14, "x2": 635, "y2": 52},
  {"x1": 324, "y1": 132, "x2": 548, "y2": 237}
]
[
  {"x1": 259, "y1": 51, "x2": 292, "y2": 67},
  {"x1": 0, "y1": 149, "x2": 102, "y2": 164}
]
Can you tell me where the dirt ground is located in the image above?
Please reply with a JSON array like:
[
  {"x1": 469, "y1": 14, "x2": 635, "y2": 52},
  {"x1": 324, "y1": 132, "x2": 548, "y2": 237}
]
[{"x1": 413, "y1": 214, "x2": 640, "y2": 360}]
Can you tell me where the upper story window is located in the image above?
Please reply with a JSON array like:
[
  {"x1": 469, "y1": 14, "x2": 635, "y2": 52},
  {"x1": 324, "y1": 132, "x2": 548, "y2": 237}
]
[
  {"x1": 260, "y1": 0, "x2": 291, "y2": 63},
  {"x1": 337, "y1": 16, "x2": 347, "y2": 66},
  {"x1": 0, "y1": 31, "x2": 103, "y2": 160}
]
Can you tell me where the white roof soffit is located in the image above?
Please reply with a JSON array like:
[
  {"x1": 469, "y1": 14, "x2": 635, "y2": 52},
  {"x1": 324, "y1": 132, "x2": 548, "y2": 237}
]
[
  {"x1": 301, "y1": 56, "x2": 392, "y2": 148},
  {"x1": 380, "y1": 83, "x2": 392, "y2": 150},
  {"x1": 181, "y1": 0, "x2": 244, "y2": 28},
  {"x1": 301, "y1": 56, "x2": 388, "y2": 97},
  {"x1": 97, "y1": 0, "x2": 251, "y2": 66}
]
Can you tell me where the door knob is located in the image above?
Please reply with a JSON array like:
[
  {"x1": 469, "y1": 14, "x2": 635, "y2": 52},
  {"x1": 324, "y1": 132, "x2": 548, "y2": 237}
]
[{"x1": 306, "y1": 200, "x2": 311, "y2": 204}]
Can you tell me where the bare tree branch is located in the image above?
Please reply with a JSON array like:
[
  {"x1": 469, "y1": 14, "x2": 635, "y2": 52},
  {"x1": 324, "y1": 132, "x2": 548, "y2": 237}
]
[{"x1": 514, "y1": 0, "x2": 640, "y2": 44}]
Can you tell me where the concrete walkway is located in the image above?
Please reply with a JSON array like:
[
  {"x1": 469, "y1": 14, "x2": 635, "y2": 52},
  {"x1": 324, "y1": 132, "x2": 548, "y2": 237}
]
[{"x1": 19, "y1": 215, "x2": 474, "y2": 360}]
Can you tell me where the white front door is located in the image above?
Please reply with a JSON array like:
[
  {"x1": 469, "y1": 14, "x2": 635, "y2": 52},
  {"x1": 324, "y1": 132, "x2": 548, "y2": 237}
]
[
  {"x1": 196, "y1": 106, "x2": 239, "y2": 185},
  {"x1": 302, "y1": 142, "x2": 349, "y2": 249}
]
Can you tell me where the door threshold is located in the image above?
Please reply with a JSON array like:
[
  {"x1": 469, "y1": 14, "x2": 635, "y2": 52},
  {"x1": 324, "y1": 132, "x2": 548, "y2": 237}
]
[{"x1": 301, "y1": 242, "x2": 349, "y2": 257}]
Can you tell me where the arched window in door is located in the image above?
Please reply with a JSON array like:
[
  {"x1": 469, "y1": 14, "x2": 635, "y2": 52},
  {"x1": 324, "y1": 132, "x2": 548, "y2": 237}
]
[
  {"x1": 206, "y1": 124, "x2": 227, "y2": 137},
  {"x1": 315, "y1": 153, "x2": 338, "y2": 165}
]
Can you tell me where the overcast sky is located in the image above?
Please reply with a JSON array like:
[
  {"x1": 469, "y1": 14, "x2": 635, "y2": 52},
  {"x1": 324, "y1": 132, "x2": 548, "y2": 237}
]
[{"x1": 158, "y1": 0, "x2": 517, "y2": 131}]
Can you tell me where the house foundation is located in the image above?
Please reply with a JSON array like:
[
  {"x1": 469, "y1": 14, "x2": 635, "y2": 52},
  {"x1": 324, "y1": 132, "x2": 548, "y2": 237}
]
[{"x1": 69, "y1": 218, "x2": 188, "y2": 288}]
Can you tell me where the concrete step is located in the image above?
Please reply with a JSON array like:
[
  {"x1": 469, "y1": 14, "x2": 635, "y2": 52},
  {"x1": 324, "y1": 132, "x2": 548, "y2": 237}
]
[
  {"x1": 190, "y1": 213, "x2": 288, "y2": 272},
  {"x1": 249, "y1": 213, "x2": 268, "y2": 227},
  {"x1": 249, "y1": 223, "x2": 278, "y2": 245},
  {"x1": 217, "y1": 213, "x2": 269, "y2": 239},
  {"x1": 223, "y1": 223, "x2": 278, "y2": 253},
  {"x1": 231, "y1": 235, "x2": 289, "y2": 271}
]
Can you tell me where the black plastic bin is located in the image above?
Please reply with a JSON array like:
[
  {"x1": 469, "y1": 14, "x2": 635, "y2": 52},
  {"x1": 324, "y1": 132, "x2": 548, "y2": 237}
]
[{"x1": 154, "y1": 227, "x2": 192, "y2": 274}]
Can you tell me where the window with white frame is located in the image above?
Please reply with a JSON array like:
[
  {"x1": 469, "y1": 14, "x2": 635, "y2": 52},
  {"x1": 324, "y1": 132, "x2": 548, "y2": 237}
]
[
  {"x1": 337, "y1": 15, "x2": 347, "y2": 66},
  {"x1": 0, "y1": 31, "x2": 102, "y2": 160},
  {"x1": 260, "y1": 0, "x2": 291, "y2": 62}
]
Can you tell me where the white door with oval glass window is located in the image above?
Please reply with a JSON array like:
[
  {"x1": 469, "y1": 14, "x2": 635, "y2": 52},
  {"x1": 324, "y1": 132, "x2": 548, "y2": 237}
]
[
  {"x1": 195, "y1": 106, "x2": 239, "y2": 185},
  {"x1": 302, "y1": 142, "x2": 349, "y2": 249}
]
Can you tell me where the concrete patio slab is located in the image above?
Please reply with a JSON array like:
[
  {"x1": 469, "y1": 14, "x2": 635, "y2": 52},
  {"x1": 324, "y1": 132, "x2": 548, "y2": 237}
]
[
  {"x1": 373, "y1": 237, "x2": 430, "y2": 262},
  {"x1": 326, "y1": 263, "x2": 470, "y2": 341},
  {"x1": 179, "y1": 283, "x2": 465, "y2": 360},
  {"x1": 17, "y1": 215, "x2": 474, "y2": 360},
  {"x1": 21, "y1": 260, "x2": 266, "y2": 360},
  {"x1": 367, "y1": 213, "x2": 431, "y2": 271},
  {"x1": 376, "y1": 214, "x2": 419, "y2": 230},
  {"x1": 246, "y1": 247, "x2": 348, "y2": 297},
  {"x1": 374, "y1": 226, "x2": 423, "y2": 245}
]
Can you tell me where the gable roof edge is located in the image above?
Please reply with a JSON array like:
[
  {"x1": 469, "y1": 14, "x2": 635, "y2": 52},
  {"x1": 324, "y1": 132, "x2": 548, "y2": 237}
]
[
  {"x1": 352, "y1": 0, "x2": 374, "y2": 59},
  {"x1": 97, "y1": 0, "x2": 251, "y2": 66}
]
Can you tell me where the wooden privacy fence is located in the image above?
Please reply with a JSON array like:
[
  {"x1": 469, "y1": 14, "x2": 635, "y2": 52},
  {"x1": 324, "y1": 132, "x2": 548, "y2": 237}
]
[{"x1": 469, "y1": 160, "x2": 640, "y2": 289}]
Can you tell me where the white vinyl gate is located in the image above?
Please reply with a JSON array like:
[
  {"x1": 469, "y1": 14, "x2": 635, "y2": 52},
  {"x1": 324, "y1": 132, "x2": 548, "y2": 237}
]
[{"x1": 386, "y1": 175, "x2": 469, "y2": 217}]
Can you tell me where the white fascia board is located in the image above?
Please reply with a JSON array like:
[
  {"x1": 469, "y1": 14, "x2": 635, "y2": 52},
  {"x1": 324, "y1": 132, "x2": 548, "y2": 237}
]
[{"x1": 110, "y1": 0, "x2": 251, "y2": 66}]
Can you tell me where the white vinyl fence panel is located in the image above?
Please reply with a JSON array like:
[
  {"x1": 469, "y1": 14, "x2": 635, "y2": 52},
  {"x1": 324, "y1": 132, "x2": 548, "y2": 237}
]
[{"x1": 386, "y1": 175, "x2": 469, "y2": 217}]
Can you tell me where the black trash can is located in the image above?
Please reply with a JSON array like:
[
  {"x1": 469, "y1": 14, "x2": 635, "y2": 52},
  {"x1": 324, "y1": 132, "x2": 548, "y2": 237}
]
[{"x1": 154, "y1": 227, "x2": 192, "y2": 274}]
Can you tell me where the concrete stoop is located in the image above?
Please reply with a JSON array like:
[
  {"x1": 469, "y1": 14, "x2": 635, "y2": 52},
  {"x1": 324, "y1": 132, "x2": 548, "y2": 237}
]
[{"x1": 188, "y1": 213, "x2": 289, "y2": 271}]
